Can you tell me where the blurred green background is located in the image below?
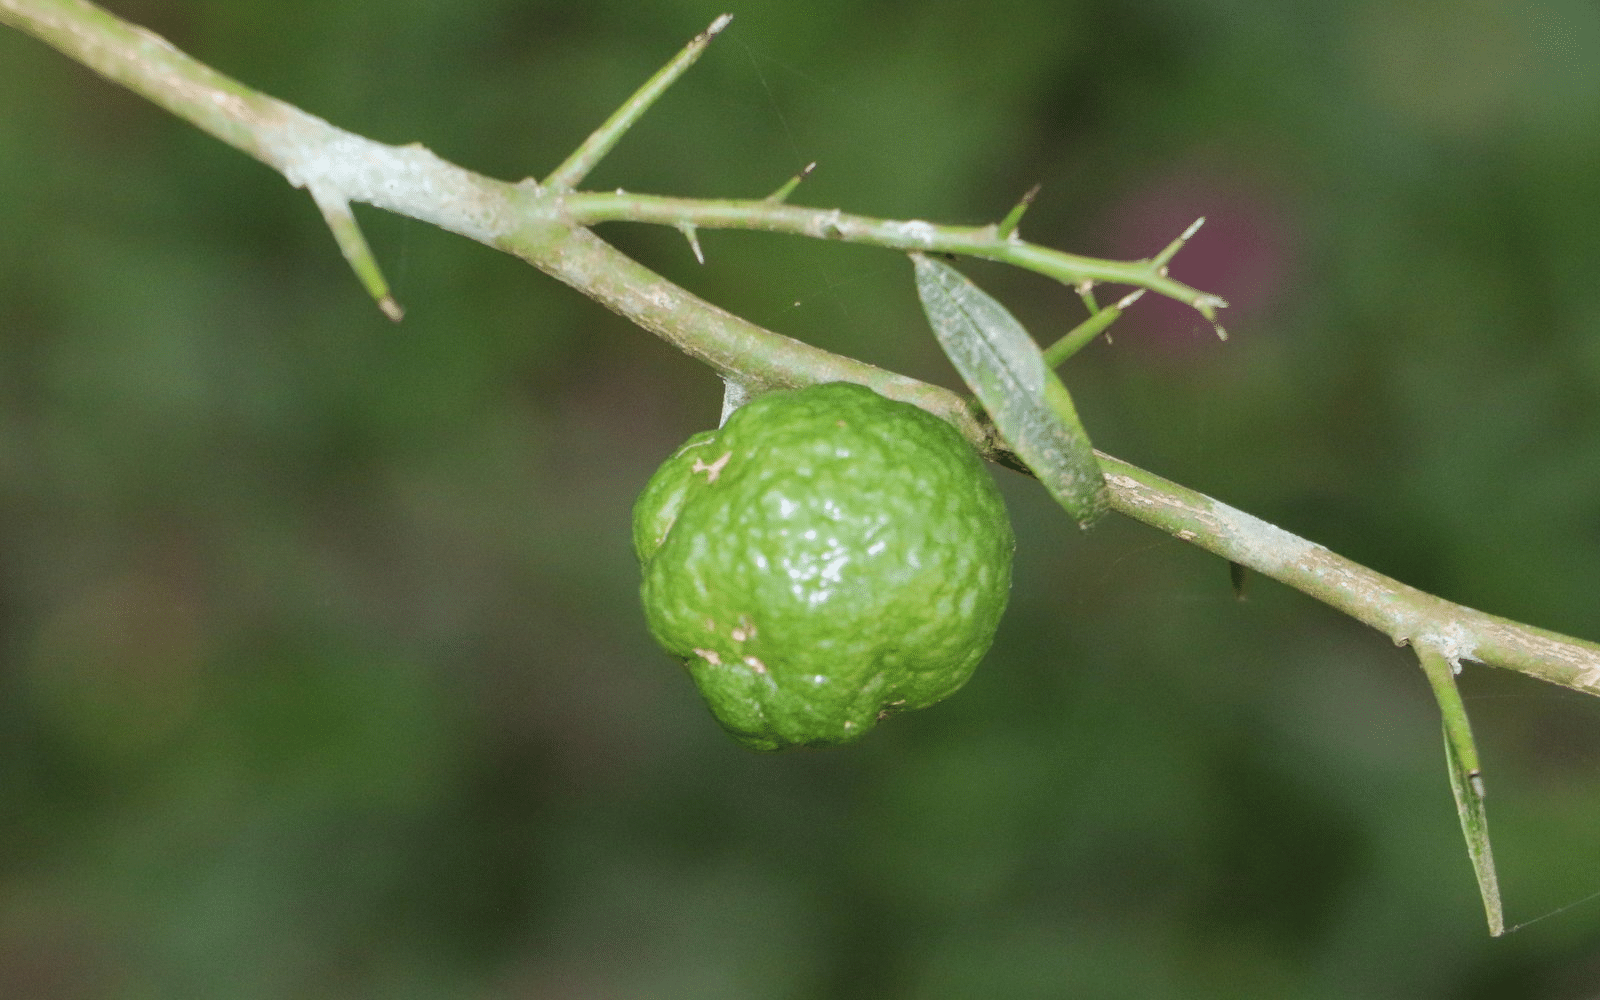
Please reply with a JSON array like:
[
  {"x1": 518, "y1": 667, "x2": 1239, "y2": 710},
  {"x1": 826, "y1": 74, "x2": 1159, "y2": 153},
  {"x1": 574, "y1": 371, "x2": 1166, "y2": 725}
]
[{"x1": 3, "y1": 1, "x2": 1599, "y2": 997}]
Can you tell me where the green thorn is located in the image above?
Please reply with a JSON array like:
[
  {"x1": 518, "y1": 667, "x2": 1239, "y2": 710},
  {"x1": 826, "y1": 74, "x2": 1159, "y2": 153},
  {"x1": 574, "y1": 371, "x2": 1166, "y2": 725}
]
[
  {"x1": 312, "y1": 190, "x2": 402, "y2": 322},
  {"x1": 765, "y1": 161, "x2": 816, "y2": 203},
  {"x1": 679, "y1": 223, "x2": 705, "y2": 264},
  {"x1": 995, "y1": 183, "x2": 1040, "y2": 241},
  {"x1": 1152, "y1": 216, "x2": 1204, "y2": 270},
  {"x1": 544, "y1": 13, "x2": 733, "y2": 191},
  {"x1": 1042, "y1": 289, "x2": 1142, "y2": 367}
]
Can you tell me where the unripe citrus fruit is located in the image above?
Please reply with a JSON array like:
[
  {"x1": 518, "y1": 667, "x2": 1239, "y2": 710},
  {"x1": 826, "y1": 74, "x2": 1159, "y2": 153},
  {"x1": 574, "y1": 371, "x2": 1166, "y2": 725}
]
[{"x1": 633, "y1": 382, "x2": 1014, "y2": 751}]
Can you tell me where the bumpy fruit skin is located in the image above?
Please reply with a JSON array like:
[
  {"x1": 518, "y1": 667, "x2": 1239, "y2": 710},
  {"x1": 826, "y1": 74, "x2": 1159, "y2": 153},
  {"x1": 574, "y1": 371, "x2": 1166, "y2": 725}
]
[{"x1": 633, "y1": 382, "x2": 1014, "y2": 751}]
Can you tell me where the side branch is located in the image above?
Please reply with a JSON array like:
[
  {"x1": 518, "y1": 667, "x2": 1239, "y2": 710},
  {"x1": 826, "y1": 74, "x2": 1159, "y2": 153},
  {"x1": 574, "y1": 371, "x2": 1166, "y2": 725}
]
[{"x1": 556, "y1": 192, "x2": 1226, "y2": 318}]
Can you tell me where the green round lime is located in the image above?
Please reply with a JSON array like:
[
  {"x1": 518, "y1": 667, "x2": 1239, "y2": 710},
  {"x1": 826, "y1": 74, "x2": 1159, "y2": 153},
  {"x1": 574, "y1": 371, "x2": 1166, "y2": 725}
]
[{"x1": 633, "y1": 382, "x2": 1014, "y2": 751}]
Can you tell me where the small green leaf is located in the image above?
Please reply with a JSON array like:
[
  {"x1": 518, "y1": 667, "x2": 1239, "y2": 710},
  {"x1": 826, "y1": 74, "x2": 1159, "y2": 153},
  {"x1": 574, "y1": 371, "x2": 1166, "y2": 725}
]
[
  {"x1": 1417, "y1": 646, "x2": 1504, "y2": 936},
  {"x1": 912, "y1": 254, "x2": 1109, "y2": 526}
]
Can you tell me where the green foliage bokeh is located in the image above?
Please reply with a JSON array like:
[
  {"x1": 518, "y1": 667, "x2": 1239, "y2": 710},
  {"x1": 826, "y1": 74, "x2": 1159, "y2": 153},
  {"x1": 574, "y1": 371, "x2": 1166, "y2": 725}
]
[{"x1": 1, "y1": 1, "x2": 1599, "y2": 997}]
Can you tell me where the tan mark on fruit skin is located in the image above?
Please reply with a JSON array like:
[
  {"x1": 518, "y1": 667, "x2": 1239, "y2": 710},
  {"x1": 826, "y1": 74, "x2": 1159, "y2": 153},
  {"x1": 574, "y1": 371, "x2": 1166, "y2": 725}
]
[
  {"x1": 693, "y1": 648, "x2": 722, "y2": 666},
  {"x1": 692, "y1": 450, "x2": 732, "y2": 482},
  {"x1": 742, "y1": 655, "x2": 768, "y2": 674},
  {"x1": 730, "y1": 616, "x2": 757, "y2": 642}
]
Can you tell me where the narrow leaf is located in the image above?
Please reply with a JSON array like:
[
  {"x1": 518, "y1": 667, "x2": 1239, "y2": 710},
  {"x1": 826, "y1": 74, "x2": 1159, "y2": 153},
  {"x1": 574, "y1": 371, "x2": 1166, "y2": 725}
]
[
  {"x1": 1417, "y1": 646, "x2": 1504, "y2": 936},
  {"x1": 912, "y1": 254, "x2": 1109, "y2": 525}
]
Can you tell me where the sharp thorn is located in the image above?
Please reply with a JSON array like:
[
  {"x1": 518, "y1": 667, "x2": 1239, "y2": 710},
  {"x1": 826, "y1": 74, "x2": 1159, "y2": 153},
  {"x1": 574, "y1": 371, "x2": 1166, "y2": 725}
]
[
  {"x1": 544, "y1": 14, "x2": 729, "y2": 190},
  {"x1": 311, "y1": 189, "x2": 403, "y2": 323},
  {"x1": 766, "y1": 161, "x2": 816, "y2": 203},
  {"x1": 1152, "y1": 216, "x2": 1206, "y2": 270},
  {"x1": 996, "y1": 182, "x2": 1041, "y2": 240},
  {"x1": 679, "y1": 223, "x2": 705, "y2": 265}
]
